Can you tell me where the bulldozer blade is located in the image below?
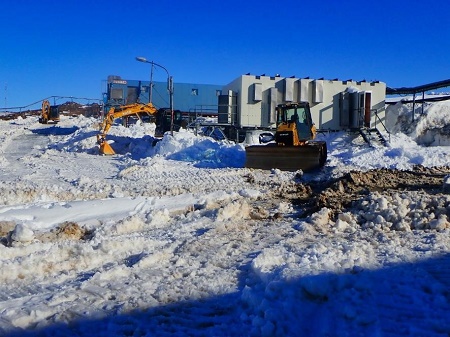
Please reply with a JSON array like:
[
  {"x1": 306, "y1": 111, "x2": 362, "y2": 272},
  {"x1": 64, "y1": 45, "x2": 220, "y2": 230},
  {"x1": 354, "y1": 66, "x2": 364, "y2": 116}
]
[
  {"x1": 245, "y1": 141, "x2": 327, "y2": 172},
  {"x1": 99, "y1": 142, "x2": 116, "y2": 155}
]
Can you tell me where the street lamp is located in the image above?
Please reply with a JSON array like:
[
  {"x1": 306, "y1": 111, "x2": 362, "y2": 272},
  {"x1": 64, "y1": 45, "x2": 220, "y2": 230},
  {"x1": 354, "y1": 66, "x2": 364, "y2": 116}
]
[
  {"x1": 136, "y1": 57, "x2": 154, "y2": 103},
  {"x1": 136, "y1": 56, "x2": 174, "y2": 135}
]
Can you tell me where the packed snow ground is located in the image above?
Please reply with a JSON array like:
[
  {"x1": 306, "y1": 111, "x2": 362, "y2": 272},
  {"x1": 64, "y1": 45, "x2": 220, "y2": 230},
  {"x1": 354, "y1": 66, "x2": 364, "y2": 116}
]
[{"x1": 0, "y1": 101, "x2": 449, "y2": 336}]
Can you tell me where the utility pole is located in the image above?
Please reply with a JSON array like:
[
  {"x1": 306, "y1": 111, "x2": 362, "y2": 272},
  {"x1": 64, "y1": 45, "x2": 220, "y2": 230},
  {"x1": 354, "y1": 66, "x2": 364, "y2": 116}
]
[
  {"x1": 136, "y1": 56, "x2": 174, "y2": 135},
  {"x1": 168, "y1": 76, "x2": 174, "y2": 136},
  {"x1": 149, "y1": 62, "x2": 154, "y2": 103}
]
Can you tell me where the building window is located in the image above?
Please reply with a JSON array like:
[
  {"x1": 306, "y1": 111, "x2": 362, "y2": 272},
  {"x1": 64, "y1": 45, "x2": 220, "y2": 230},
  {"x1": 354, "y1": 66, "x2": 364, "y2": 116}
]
[
  {"x1": 111, "y1": 88, "x2": 124, "y2": 100},
  {"x1": 191, "y1": 88, "x2": 198, "y2": 96}
]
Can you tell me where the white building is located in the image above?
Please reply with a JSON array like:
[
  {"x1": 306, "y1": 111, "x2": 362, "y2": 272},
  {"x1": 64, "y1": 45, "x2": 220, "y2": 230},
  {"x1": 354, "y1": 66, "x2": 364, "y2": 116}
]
[{"x1": 219, "y1": 74, "x2": 386, "y2": 131}]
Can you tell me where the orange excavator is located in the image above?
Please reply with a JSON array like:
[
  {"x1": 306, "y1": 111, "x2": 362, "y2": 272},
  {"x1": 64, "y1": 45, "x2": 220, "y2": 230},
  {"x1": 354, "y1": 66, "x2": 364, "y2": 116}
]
[
  {"x1": 97, "y1": 103, "x2": 158, "y2": 155},
  {"x1": 39, "y1": 100, "x2": 60, "y2": 124},
  {"x1": 96, "y1": 102, "x2": 186, "y2": 155},
  {"x1": 245, "y1": 102, "x2": 327, "y2": 171}
]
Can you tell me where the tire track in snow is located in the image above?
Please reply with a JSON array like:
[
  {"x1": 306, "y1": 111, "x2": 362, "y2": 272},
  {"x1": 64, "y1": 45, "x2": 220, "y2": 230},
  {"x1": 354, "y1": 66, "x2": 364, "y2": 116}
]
[
  {"x1": 117, "y1": 157, "x2": 252, "y2": 198},
  {"x1": 1, "y1": 133, "x2": 49, "y2": 181}
]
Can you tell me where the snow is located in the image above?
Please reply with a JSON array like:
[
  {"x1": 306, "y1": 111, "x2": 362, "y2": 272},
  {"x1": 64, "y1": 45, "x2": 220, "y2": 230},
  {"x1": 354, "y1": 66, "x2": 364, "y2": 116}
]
[{"x1": 0, "y1": 101, "x2": 449, "y2": 336}]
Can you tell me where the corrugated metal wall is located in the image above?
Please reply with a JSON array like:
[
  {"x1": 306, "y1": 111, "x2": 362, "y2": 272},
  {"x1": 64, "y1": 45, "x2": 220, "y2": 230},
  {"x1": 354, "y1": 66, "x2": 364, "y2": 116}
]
[{"x1": 106, "y1": 78, "x2": 223, "y2": 114}]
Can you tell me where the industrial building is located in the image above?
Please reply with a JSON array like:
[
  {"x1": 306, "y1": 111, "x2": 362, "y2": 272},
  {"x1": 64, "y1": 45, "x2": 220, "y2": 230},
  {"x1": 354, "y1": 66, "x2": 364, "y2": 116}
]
[
  {"x1": 104, "y1": 75, "x2": 222, "y2": 116},
  {"x1": 104, "y1": 74, "x2": 387, "y2": 135},
  {"x1": 220, "y1": 74, "x2": 386, "y2": 131}
]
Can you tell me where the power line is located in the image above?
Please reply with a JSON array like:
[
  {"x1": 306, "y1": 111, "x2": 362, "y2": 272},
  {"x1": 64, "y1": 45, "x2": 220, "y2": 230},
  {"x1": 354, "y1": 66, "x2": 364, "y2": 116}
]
[{"x1": 0, "y1": 95, "x2": 102, "y2": 112}]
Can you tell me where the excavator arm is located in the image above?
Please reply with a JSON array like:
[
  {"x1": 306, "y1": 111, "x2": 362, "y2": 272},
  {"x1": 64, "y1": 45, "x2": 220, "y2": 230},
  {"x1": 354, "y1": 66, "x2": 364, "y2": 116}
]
[
  {"x1": 42, "y1": 100, "x2": 50, "y2": 120},
  {"x1": 97, "y1": 103, "x2": 157, "y2": 155}
]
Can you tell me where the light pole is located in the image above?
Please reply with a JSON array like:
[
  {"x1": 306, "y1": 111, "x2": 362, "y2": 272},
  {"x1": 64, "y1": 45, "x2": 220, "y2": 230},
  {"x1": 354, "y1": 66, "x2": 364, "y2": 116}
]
[{"x1": 136, "y1": 56, "x2": 174, "y2": 135}]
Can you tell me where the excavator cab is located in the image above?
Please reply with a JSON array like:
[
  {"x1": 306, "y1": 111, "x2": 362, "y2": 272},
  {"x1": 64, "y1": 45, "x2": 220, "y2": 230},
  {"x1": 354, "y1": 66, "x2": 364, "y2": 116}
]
[{"x1": 154, "y1": 108, "x2": 184, "y2": 137}]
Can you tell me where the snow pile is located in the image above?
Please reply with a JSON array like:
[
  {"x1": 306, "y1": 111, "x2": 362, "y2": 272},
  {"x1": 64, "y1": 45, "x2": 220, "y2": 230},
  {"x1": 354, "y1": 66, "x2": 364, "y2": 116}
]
[
  {"x1": 321, "y1": 130, "x2": 450, "y2": 174},
  {"x1": 65, "y1": 118, "x2": 247, "y2": 168},
  {"x1": 385, "y1": 101, "x2": 419, "y2": 135},
  {"x1": 154, "y1": 129, "x2": 246, "y2": 168},
  {"x1": 386, "y1": 100, "x2": 450, "y2": 146},
  {"x1": 9, "y1": 223, "x2": 35, "y2": 245},
  {"x1": 416, "y1": 101, "x2": 450, "y2": 145},
  {"x1": 355, "y1": 191, "x2": 450, "y2": 231}
]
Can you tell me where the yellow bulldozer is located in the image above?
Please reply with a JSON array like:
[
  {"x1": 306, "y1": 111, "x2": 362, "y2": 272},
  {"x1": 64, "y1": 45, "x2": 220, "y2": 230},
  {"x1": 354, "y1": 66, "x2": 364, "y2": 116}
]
[
  {"x1": 245, "y1": 102, "x2": 327, "y2": 171},
  {"x1": 39, "y1": 100, "x2": 60, "y2": 124}
]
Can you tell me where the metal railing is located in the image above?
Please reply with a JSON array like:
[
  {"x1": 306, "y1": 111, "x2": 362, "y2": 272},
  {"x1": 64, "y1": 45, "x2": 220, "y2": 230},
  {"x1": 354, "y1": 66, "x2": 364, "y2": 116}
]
[
  {"x1": 373, "y1": 108, "x2": 390, "y2": 143},
  {"x1": 188, "y1": 104, "x2": 239, "y2": 125}
]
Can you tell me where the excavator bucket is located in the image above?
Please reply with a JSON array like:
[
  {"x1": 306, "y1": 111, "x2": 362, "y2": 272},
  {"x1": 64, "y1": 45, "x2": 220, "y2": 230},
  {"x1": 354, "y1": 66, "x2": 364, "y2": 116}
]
[
  {"x1": 96, "y1": 134, "x2": 116, "y2": 155},
  {"x1": 245, "y1": 141, "x2": 327, "y2": 172},
  {"x1": 99, "y1": 141, "x2": 116, "y2": 155}
]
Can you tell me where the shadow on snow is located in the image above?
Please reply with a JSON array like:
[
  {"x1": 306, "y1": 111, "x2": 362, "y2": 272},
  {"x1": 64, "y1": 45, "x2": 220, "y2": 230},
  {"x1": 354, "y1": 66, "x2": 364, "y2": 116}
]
[
  {"x1": 30, "y1": 126, "x2": 79, "y2": 136},
  {"x1": 4, "y1": 253, "x2": 450, "y2": 337}
]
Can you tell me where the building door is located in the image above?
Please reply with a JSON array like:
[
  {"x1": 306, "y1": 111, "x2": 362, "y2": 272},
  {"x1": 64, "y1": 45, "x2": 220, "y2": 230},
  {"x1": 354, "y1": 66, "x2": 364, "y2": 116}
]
[{"x1": 364, "y1": 92, "x2": 372, "y2": 127}]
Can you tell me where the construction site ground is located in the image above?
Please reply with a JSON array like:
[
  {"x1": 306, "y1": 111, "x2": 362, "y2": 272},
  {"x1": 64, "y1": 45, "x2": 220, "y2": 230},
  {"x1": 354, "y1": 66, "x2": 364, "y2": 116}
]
[{"x1": 0, "y1": 113, "x2": 449, "y2": 336}]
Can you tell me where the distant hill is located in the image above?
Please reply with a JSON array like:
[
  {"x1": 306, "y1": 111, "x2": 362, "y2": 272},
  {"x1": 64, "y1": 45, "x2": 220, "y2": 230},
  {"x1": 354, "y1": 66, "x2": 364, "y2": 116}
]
[{"x1": 0, "y1": 101, "x2": 102, "y2": 120}]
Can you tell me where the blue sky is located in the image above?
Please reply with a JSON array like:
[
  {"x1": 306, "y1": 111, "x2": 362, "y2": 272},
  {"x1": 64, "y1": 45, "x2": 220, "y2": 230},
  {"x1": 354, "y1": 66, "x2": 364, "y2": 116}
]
[{"x1": 1, "y1": 0, "x2": 449, "y2": 108}]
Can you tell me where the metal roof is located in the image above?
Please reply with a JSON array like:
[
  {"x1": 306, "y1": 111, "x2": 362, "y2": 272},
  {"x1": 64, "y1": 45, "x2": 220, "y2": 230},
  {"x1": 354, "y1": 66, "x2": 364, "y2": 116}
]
[{"x1": 386, "y1": 79, "x2": 450, "y2": 95}]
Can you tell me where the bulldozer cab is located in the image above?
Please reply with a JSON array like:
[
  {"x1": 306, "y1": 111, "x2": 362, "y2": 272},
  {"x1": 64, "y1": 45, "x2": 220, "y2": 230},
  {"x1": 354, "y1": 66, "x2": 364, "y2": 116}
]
[
  {"x1": 246, "y1": 101, "x2": 326, "y2": 171},
  {"x1": 277, "y1": 103, "x2": 313, "y2": 141}
]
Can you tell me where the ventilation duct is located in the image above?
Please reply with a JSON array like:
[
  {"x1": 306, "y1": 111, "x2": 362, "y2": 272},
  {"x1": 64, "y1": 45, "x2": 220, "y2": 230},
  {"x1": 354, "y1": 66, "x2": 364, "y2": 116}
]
[
  {"x1": 284, "y1": 78, "x2": 295, "y2": 102},
  {"x1": 313, "y1": 80, "x2": 324, "y2": 103}
]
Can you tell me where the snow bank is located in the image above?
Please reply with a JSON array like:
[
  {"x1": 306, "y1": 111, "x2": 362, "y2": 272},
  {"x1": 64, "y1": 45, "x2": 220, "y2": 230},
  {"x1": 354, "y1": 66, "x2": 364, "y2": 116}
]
[
  {"x1": 386, "y1": 100, "x2": 450, "y2": 146},
  {"x1": 415, "y1": 101, "x2": 450, "y2": 145}
]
